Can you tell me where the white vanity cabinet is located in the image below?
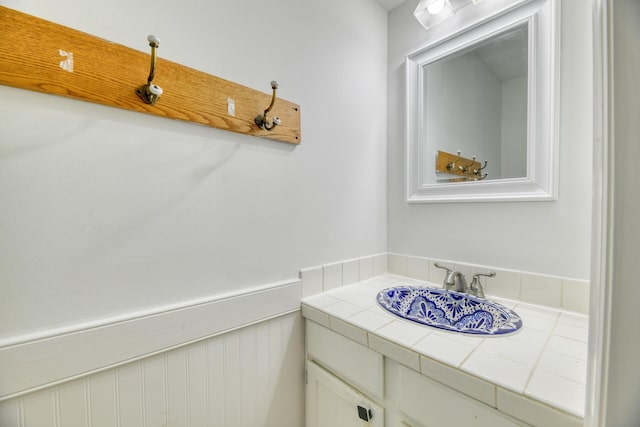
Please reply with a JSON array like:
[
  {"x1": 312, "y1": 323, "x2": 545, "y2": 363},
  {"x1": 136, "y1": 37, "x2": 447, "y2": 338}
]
[
  {"x1": 392, "y1": 364, "x2": 525, "y2": 427},
  {"x1": 305, "y1": 320, "x2": 528, "y2": 427},
  {"x1": 306, "y1": 320, "x2": 385, "y2": 426},
  {"x1": 306, "y1": 361, "x2": 384, "y2": 427}
]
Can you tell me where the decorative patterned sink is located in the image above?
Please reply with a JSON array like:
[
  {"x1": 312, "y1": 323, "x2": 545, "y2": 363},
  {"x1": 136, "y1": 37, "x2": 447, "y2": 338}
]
[{"x1": 377, "y1": 286, "x2": 522, "y2": 336}]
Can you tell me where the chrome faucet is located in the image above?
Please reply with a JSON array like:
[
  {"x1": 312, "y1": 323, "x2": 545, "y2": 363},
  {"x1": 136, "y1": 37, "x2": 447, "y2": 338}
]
[
  {"x1": 434, "y1": 262, "x2": 468, "y2": 293},
  {"x1": 444, "y1": 270, "x2": 468, "y2": 293},
  {"x1": 434, "y1": 262, "x2": 495, "y2": 298}
]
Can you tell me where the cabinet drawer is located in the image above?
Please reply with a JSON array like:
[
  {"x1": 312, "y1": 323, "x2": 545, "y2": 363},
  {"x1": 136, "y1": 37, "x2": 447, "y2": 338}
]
[
  {"x1": 398, "y1": 365, "x2": 526, "y2": 427},
  {"x1": 306, "y1": 321, "x2": 384, "y2": 399}
]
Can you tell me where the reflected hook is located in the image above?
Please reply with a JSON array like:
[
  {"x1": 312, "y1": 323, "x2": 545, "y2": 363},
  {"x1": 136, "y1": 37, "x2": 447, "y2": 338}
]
[
  {"x1": 459, "y1": 156, "x2": 476, "y2": 173},
  {"x1": 446, "y1": 150, "x2": 461, "y2": 171},
  {"x1": 255, "y1": 81, "x2": 281, "y2": 131},
  {"x1": 136, "y1": 35, "x2": 163, "y2": 105},
  {"x1": 474, "y1": 160, "x2": 488, "y2": 174}
]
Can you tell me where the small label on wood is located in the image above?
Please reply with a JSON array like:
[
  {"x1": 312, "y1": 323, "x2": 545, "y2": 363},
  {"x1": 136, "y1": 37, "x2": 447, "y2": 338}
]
[{"x1": 58, "y1": 49, "x2": 73, "y2": 73}]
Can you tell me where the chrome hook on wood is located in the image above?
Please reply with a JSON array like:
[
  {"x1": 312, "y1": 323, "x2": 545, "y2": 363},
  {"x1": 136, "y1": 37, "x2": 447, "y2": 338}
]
[
  {"x1": 474, "y1": 160, "x2": 488, "y2": 175},
  {"x1": 136, "y1": 35, "x2": 163, "y2": 105},
  {"x1": 459, "y1": 156, "x2": 477, "y2": 173},
  {"x1": 255, "y1": 81, "x2": 281, "y2": 131},
  {"x1": 446, "y1": 151, "x2": 461, "y2": 171}
]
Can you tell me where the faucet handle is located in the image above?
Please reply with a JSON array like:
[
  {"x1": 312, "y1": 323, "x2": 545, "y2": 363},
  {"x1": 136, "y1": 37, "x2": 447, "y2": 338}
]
[
  {"x1": 468, "y1": 271, "x2": 496, "y2": 298},
  {"x1": 474, "y1": 271, "x2": 496, "y2": 279},
  {"x1": 433, "y1": 262, "x2": 453, "y2": 274},
  {"x1": 434, "y1": 262, "x2": 454, "y2": 288}
]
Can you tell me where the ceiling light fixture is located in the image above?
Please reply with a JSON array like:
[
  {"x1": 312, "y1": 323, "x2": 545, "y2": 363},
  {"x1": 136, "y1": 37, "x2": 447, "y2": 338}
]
[
  {"x1": 414, "y1": 0, "x2": 482, "y2": 30},
  {"x1": 427, "y1": 0, "x2": 446, "y2": 14}
]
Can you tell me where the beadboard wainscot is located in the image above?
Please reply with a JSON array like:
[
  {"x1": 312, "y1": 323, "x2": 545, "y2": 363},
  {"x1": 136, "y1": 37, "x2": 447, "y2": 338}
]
[{"x1": 0, "y1": 279, "x2": 304, "y2": 427}]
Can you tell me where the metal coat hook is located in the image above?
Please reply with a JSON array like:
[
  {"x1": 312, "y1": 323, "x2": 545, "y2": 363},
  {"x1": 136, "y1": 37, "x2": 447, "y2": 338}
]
[
  {"x1": 459, "y1": 156, "x2": 477, "y2": 173},
  {"x1": 473, "y1": 160, "x2": 488, "y2": 174},
  {"x1": 255, "y1": 81, "x2": 281, "y2": 131},
  {"x1": 136, "y1": 35, "x2": 163, "y2": 105},
  {"x1": 446, "y1": 151, "x2": 461, "y2": 171}
]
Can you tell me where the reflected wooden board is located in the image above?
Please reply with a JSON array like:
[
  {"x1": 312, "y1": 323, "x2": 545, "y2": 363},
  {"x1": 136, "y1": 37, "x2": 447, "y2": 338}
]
[
  {"x1": 0, "y1": 6, "x2": 301, "y2": 144},
  {"x1": 435, "y1": 150, "x2": 483, "y2": 178}
]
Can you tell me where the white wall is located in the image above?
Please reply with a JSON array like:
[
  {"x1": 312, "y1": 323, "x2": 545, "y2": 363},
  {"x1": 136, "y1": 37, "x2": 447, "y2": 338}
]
[
  {"x1": 0, "y1": 0, "x2": 388, "y2": 340},
  {"x1": 501, "y1": 76, "x2": 527, "y2": 178},
  {"x1": 424, "y1": 52, "x2": 502, "y2": 183},
  {"x1": 387, "y1": 0, "x2": 593, "y2": 280}
]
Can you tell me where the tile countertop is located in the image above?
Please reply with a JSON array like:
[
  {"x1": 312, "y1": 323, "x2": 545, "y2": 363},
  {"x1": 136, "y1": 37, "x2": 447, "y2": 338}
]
[{"x1": 301, "y1": 274, "x2": 588, "y2": 421}]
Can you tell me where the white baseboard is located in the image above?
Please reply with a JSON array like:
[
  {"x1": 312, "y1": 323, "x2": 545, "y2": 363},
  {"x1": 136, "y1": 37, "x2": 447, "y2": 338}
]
[{"x1": 0, "y1": 279, "x2": 301, "y2": 401}]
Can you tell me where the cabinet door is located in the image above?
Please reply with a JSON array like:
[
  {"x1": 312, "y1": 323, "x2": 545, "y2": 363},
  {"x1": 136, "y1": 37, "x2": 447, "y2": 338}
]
[{"x1": 306, "y1": 361, "x2": 383, "y2": 427}]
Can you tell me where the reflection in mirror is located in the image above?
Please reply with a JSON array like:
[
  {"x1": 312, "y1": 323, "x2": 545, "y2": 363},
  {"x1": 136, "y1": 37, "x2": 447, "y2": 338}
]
[
  {"x1": 423, "y1": 24, "x2": 528, "y2": 184},
  {"x1": 405, "y1": 0, "x2": 558, "y2": 203}
]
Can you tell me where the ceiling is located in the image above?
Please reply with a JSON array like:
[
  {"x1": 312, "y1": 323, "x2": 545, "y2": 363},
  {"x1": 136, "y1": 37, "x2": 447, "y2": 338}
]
[
  {"x1": 474, "y1": 25, "x2": 528, "y2": 81},
  {"x1": 376, "y1": 0, "x2": 408, "y2": 11}
]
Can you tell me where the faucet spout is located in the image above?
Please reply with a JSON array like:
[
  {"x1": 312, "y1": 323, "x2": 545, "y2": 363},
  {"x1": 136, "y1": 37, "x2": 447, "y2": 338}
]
[{"x1": 443, "y1": 271, "x2": 468, "y2": 293}]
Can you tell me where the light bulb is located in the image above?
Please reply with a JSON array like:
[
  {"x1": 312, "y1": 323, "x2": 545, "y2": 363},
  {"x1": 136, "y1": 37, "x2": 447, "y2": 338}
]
[{"x1": 427, "y1": 0, "x2": 445, "y2": 14}]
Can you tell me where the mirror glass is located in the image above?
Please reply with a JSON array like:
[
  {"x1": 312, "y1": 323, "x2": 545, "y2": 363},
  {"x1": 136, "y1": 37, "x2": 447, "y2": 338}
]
[
  {"x1": 405, "y1": 0, "x2": 558, "y2": 203},
  {"x1": 423, "y1": 24, "x2": 528, "y2": 184}
]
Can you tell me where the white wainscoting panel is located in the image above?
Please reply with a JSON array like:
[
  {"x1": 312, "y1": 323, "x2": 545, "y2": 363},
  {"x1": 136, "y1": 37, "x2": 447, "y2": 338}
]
[
  {"x1": 0, "y1": 312, "x2": 304, "y2": 427},
  {"x1": 0, "y1": 279, "x2": 301, "y2": 400}
]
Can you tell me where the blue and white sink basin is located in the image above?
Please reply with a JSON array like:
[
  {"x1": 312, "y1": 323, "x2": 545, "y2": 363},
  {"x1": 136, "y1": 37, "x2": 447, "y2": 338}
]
[{"x1": 377, "y1": 286, "x2": 522, "y2": 336}]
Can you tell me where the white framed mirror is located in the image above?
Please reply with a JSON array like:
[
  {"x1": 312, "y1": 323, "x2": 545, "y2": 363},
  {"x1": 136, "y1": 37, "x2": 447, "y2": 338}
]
[{"x1": 406, "y1": 0, "x2": 558, "y2": 202}]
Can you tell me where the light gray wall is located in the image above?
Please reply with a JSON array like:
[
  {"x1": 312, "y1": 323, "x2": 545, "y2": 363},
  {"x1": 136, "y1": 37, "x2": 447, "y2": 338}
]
[
  {"x1": 0, "y1": 0, "x2": 388, "y2": 340},
  {"x1": 501, "y1": 76, "x2": 527, "y2": 178},
  {"x1": 424, "y1": 52, "x2": 502, "y2": 183},
  {"x1": 387, "y1": 0, "x2": 593, "y2": 279}
]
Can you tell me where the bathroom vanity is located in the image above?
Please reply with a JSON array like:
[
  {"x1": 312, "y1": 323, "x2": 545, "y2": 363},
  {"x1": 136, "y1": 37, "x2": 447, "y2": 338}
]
[{"x1": 302, "y1": 274, "x2": 586, "y2": 427}]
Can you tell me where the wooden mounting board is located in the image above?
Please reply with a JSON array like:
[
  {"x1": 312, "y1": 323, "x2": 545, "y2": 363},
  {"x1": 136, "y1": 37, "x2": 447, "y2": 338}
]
[
  {"x1": 0, "y1": 6, "x2": 301, "y2": 144},
  {"x1": 436, "y1": 150, "x2": 482, "y2": 177}
]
